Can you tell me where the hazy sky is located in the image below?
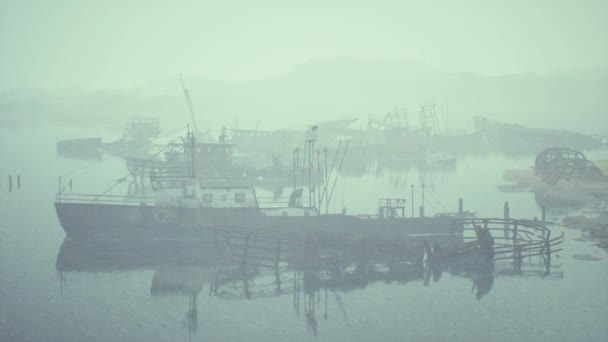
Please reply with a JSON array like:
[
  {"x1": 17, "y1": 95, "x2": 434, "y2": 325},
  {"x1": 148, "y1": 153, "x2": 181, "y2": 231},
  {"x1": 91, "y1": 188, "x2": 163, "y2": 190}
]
[{"x1": 1, "y1": 0, "x2": 606, "y2": 89}]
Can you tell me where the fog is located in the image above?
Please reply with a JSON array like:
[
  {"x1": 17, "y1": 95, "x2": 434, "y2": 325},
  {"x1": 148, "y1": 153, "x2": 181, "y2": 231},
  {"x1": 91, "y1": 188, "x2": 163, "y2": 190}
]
[
  {"x1": 2, "y1": 1, "x2": 608, "y2": 132},
  {"x1": 1, "y1": 1, "x2": 608, "y2": 342}
]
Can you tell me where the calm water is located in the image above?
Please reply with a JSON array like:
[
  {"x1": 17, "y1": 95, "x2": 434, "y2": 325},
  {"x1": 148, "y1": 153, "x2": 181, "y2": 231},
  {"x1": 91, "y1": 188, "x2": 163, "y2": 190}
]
[{"x1": 1, "y1": 125, "x2": 607, "y2": 342}]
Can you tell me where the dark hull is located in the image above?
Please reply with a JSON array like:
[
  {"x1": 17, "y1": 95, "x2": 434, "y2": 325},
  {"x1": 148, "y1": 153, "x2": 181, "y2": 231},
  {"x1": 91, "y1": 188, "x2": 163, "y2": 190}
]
[
  {"x1": 56, "y1": 137, "x2": 103, "y2": 159},
  {"x1": 55, "y1": 202, "x2": 463, "y2": 240}
]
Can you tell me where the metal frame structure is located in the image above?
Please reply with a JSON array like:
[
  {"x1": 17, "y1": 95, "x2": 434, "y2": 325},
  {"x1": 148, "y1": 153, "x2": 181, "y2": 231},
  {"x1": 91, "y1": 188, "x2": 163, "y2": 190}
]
[{"x1": 535, "y1": 147, "x2": 603, "y2": 185}]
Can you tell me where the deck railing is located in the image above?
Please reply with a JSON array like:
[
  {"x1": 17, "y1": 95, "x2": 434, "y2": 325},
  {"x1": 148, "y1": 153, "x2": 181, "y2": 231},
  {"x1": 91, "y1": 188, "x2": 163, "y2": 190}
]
[
  {"x1": 55, "y1": 192, "x2": 263, "y2": 209},
  {"x1": 55, "y1": 192, "x2": 180, "y2": 206}
]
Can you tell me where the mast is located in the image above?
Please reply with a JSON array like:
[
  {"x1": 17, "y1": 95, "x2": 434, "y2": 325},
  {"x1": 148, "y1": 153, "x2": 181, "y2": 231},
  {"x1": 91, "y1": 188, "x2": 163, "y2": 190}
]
[
  {"x1": 305, "y1": 126, "x2": 318, "y2": 208},
  {"x1": 191, "y1": 128, "x2": 196, "y2": 178},
  {"x1": 185, "y1": 125, "x2": 196, "y2": 179}
]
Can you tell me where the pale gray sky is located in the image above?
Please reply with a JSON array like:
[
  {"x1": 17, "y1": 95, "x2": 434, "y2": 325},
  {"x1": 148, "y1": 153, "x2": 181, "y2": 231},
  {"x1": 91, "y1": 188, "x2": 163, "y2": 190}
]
[{"x1": 1, "y1": 0, "x2": 607, "y2": 89}]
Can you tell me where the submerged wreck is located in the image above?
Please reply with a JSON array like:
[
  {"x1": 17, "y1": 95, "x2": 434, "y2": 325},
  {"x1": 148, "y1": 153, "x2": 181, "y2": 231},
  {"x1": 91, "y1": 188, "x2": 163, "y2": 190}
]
[
  {"x1": 535, "y1": 147, "x2": 604, "y2": 185},
  {"x1": 503, "y1": 147, "x2": 608, "y2": 208}
]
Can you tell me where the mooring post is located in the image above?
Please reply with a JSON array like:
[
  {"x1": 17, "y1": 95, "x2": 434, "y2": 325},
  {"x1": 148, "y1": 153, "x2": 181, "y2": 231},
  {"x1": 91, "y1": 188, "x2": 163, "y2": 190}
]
[
  {"x1": 17, "y1": 175, "x2": 21, "y2": 189},
  {"x1": 512, "y1": 221, "x2": 519, "y2": 267},
  {"x1": 504, "y1": 202, "x2": 510, "y2": 240},
  {"x1": 411, "y1": 184, "x2": 415, "y2": 217},
  {"x1": 274, "y1": 240, "x2": 282, "y2": 293},
  {"x1": 275, "y1": 238, "x2": 281, "y2": 268},
  {"x1": 541, "y1": 205, "x2": 546, "y2": 224},
  {"x1": 516, "y1": 245, "x2": 523, "y2": 271},
  {"x1": 545, "y1": 230, "x2": 552, "y2": 274},
  {"x1": 241, "y1": 236, "x2": 250, "y2": 269},
  {"x1": 421, "y1": 184, "x2": 425, "y2": 216},
  {"x1": 293, "y1": 148, "x2": 297, "y2": 191},
  {"x1": 8, "y1": 175, "x2": 12, "y2": 192},
  {"x1": 458, "y1": 198, "x2": 463, "y2": 217}
]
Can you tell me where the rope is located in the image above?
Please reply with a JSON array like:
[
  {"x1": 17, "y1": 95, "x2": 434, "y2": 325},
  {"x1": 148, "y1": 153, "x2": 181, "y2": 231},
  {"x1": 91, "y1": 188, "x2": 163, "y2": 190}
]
[
  {"x1": 60, "y1": 126, "x2": 186, "y2": 178},
  {"x1": 426, "y1": 189, "x2": 448, "y2": 213}
]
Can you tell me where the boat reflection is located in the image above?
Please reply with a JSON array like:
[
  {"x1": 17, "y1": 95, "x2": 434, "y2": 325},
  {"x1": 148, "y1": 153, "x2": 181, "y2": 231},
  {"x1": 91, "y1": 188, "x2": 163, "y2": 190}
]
[{"x1": 55, "y1": 230, "x2": 562, "y2": 338}]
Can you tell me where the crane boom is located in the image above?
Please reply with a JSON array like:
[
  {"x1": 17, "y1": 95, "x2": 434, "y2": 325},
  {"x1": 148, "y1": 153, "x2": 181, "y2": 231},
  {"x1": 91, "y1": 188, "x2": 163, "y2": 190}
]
[{"x1": 179, "y1": 74, "x2": 201, "y2": 134}]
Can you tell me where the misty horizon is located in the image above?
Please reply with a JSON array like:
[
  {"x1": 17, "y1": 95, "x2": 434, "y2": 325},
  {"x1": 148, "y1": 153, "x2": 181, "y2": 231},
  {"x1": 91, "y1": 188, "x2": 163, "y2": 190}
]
[
  {"x1": 2, "y1": 2, "x2": 608, "y2": 341},
  {"x1": 1, "y1": 1, "x2": 607, "y2": 90}
]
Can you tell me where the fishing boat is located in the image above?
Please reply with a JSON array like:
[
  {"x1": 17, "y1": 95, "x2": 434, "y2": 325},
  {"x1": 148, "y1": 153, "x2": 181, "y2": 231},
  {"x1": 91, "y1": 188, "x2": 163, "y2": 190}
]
[{"x1": 55, "y1": 129, "x2": 464, "y2": 239}]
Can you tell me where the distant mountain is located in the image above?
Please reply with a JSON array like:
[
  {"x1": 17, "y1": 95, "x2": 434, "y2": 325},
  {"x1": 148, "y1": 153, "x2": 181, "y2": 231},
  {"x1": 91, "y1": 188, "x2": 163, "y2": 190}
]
[
  {"x1": 1, "y1": 57, "x2": 606, "y2": 135},
  {"x1": 546, "y1": 66, "x2": 608, "y2": 81},
  {"x1": 280, "y1": 57, "x2": 444, "y2": 81}
]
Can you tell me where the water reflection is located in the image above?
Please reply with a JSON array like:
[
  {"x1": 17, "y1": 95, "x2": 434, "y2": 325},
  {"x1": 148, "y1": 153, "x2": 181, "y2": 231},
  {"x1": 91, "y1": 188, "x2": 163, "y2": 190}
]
[{"x1": 55, "y1": 230, "x2": 562, "y2": 338}]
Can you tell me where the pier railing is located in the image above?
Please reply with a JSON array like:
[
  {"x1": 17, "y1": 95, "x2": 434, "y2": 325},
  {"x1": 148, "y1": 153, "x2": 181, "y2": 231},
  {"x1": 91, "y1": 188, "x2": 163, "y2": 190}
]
[{"x1": 452, "y1": 217, "x2": 564, "y2": 270}]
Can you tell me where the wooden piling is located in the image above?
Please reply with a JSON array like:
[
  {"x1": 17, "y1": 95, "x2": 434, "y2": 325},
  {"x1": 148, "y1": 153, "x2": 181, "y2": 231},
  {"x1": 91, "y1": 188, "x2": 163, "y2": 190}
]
[
  {"x1": 541, "y1": 205, "x2": 546, "y2": 223},
  {"x1": 504, "y1": 202, "x2": 510, "y2": 240},
  {"x1": 512, "y1": 220, "x2": 519, "y2": 268},
  {"x1": 8, "y1": 175, "x2": 12, "y2": 192},
  {"x1": 241, "y1": 236, "x2": 250, "y2": 269},
  {"x1": 545, "y1": 230, "x2": 552, "y2": 274},
  {"x1": 458, "y1": 198, "x2": 463, "y2": 217},
  {"x1": 411, "y1": 185, "x2": 415, "y2": 217},
  {"x1": 17, "y1": 175, "x2": 21, "y2": 189}
]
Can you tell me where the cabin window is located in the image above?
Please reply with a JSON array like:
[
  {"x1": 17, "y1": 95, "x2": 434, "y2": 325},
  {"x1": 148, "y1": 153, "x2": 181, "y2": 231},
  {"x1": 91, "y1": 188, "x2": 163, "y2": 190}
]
[
  {"x1": 203, "y1": 194, "x2": 213, "y2": 203},
  {"x1": 235, "y1": 193, "x2": 246, "y2": 203}
]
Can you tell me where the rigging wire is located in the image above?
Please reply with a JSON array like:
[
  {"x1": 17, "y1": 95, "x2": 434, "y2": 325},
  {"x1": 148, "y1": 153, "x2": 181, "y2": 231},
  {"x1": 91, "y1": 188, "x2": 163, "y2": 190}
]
[
  {"x1": 93, "y1": 135, "x2": 184, "y2": 200},
  {"x1": 426, "y1": 188, "x2": 448, "y2": 213}
]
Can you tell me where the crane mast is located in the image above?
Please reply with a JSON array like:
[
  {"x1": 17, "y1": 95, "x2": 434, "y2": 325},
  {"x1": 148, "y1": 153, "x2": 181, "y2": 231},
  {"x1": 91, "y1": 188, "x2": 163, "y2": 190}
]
[{"x1": 179, "y1": 74, "x2": 201, "y2": 135}]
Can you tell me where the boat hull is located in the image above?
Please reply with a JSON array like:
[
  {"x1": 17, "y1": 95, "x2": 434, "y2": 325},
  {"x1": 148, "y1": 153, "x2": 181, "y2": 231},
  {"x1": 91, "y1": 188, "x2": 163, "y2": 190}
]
[{"x1": 55, "y1": 202, "x2": 463, "y2": 240}]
